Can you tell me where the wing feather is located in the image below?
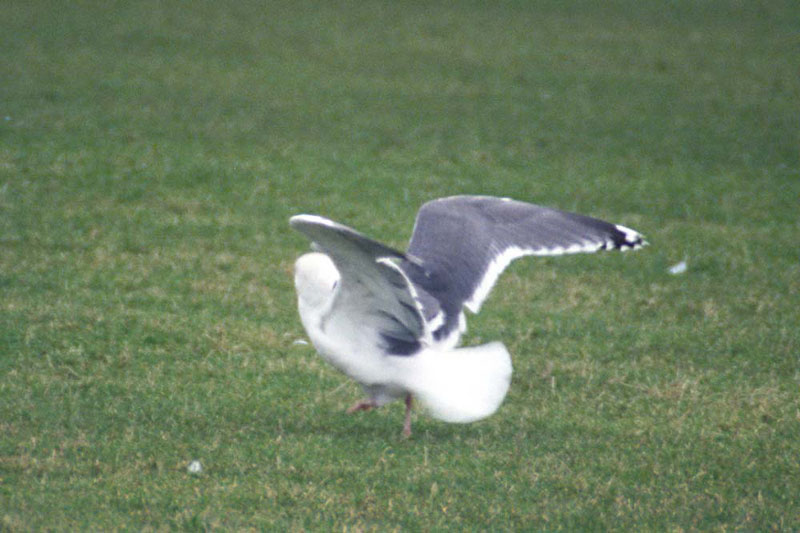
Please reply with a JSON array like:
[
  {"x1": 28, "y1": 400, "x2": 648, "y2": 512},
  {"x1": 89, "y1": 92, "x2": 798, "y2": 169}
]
[
  {"x1": 403, "y1": 195, "x2": 647, "y2": 338},
  {"x1": 290, "y1": 215, "x2": 427, "y2": 355}
]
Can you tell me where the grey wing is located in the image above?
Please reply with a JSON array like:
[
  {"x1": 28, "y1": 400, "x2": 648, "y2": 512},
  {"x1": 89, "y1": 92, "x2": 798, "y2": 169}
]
[
  {"x1": 403, "y1": 195, "x2": 647, "y2": 341},
  {"x1": 290, "y1": 214, "x2": 428, "y2": 355}
]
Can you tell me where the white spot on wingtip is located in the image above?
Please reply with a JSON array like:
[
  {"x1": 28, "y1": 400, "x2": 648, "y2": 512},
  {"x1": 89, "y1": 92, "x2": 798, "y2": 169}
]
[{"x1": 615, "y1": 223, "x2": 642, "y2": 242}]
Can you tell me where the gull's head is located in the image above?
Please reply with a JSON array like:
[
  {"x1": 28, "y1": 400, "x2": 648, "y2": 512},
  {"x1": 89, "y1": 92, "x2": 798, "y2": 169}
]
[{"x1": 294, "y1": 252, "x2": 340, "y2": 309}]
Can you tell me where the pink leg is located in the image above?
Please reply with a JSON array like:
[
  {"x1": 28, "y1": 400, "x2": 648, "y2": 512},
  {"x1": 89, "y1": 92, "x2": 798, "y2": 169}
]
[
  {"x1": 346, "y1": 399, "x2": 376, "y2": 414},
  {"x1": 402, "y1": 394, "x2": 413, "y2": 437}
]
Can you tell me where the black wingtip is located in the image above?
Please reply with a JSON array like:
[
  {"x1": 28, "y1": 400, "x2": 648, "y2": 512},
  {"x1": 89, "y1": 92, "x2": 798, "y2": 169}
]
[{"x1": 608, "y1": 224, "x2": 648, "y2": 251}]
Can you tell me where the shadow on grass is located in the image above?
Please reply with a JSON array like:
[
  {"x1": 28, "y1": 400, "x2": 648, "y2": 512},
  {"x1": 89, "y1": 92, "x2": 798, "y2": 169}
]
[{"x1": 265, "y1": 398, "x2": 493, "y2": 442}]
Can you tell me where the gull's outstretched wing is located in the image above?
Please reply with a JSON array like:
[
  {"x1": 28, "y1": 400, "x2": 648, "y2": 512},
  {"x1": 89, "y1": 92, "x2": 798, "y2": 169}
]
[
  {"x1": 403, "y1": 196, "x2": 647, "y2": 344},
  {"x1": 290, "y1": 215, "x2": 429, "y2": 355}
]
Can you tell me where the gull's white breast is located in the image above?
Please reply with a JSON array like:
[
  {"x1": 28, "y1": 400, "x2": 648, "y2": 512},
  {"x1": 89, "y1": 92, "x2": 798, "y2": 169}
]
[{"x1": 295, "y1": 252, "x2": 406, "y2": 390}]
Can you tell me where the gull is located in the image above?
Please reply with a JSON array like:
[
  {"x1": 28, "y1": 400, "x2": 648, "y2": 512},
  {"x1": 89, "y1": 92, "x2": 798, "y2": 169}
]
[{"x1": 290, "y1": 195, "x2": 646, "y2": 436}]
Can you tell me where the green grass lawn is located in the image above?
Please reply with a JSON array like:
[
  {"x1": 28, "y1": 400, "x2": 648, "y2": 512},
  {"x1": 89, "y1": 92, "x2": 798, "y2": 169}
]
[{"x1": 2, "y1": 0, "x2": 799, "y2": 529}]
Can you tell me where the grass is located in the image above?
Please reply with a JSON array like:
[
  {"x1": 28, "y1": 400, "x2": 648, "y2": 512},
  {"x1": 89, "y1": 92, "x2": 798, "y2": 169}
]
[{"x1": 2, "y1": 0, "x2": 799, "y2": 529}]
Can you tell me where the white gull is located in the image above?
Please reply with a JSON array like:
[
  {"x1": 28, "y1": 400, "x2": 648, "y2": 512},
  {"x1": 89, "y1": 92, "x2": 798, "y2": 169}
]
[{"x1": 290, "y1": 195, "x2": 646, "y2": 436}]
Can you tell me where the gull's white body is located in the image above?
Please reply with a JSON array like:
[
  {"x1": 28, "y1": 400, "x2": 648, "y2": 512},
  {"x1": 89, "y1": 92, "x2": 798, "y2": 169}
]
[{"x1": 295, "y1": 252, "x2": 512, "y2": 421}]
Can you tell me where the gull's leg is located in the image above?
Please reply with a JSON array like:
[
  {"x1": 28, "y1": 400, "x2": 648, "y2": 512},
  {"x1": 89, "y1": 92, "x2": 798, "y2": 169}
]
[
  {"x1": 346, "y1": 399, "x2": 376, "y2": 413},
  {"x1": 402, "y1": 394, "x2": 413, "y2": 437}
]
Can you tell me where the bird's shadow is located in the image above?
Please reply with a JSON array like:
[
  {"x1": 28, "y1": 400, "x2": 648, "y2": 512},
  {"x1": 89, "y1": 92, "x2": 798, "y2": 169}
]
[{"x1": 271, "y1": 401, "x2": 498, "y2": 445}]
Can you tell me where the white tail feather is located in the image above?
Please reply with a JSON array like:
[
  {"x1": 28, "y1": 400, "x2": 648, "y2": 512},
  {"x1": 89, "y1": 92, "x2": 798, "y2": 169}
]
[{"x1": 391, "y1": 342, "x2": 512, "y2": 423}]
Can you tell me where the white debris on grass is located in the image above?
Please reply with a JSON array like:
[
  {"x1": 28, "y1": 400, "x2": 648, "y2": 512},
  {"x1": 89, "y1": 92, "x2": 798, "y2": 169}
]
[
  {"x1": 187, "y1": 460, "x2": 202, "y2": 474},
  {"x1": 668, "y1": 259, "x2": 688, "y2": 275},
  {"x1": 292, "y1": 339, "x2": 309, "y2": 346}
]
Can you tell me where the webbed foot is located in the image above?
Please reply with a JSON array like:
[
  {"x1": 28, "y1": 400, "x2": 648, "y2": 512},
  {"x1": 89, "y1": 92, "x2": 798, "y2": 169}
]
[{"x1": 346, "y1": 399, "x2": 376, "y2": 413}]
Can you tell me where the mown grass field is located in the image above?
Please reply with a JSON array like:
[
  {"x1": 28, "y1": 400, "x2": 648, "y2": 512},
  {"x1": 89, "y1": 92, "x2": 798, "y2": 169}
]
[{"x1": 2, "y1": 0, "x2": 799, "y2": 530}]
